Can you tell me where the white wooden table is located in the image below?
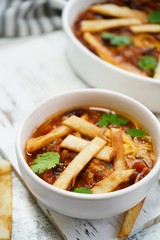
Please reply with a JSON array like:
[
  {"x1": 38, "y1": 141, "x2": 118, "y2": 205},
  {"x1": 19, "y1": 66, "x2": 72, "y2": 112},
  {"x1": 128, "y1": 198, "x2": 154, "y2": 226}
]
[{"x1": 1, "y1": 30, "x2": 160, "y2": 240}]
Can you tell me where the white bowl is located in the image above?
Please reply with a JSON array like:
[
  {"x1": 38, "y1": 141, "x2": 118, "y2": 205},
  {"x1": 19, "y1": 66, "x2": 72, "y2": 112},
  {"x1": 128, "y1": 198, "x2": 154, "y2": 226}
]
[
  {"x1": 16, "y1": 89, "x2": 160, "y2": 219},
  {"x1": 62, "y1": 0, "x2": 160, "y2": 113}
]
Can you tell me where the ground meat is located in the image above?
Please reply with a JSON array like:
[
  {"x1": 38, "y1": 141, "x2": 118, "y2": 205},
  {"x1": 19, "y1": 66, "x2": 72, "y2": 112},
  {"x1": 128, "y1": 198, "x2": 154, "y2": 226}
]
[{"x1": 74, "y1": 158, "x2": 113, "y2": 188}]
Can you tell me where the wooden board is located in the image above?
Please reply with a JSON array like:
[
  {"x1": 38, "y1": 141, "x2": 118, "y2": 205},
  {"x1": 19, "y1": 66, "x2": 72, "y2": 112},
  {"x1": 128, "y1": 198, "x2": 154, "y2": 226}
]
[{"x1": 38, "y1": 180, "x2": 160, "y2": 239}]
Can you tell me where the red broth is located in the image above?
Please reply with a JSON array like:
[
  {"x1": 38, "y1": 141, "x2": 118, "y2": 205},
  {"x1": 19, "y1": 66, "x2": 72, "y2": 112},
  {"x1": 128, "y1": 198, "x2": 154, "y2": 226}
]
[{"x1": 25, "y1": 107, "x2": 155, "y2": 193}]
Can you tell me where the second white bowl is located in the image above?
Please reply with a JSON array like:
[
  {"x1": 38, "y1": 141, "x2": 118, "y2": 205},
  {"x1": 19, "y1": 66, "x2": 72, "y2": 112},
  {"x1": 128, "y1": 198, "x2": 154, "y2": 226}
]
[{"x1": 62, "y1": 0, "x2": 160, "y2": 113}]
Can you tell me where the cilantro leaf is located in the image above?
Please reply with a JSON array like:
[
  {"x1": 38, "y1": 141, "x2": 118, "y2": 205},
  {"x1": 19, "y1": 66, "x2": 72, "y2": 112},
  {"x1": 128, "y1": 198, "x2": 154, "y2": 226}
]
[
  {"x1": 98, "y1": 113, "x2": 129, "y2": 127},
  {"x1": 30, "y1": 152, "x2": 60, "y2": 174},
  {"x1": 101, "y1": 32, "x2": 132, "y2": 46},
  {"x1": 148, "y1": 10, "x2": 160, "y2": 23},
  {"x1": 126, "y1": 128, "x2": 147, "y2": 138},
  {"x1": 138, "y1": 56, "x2": 157, "y2": 71},
  {"x1": 73, "y1": 187, "x2": 92, "y2": 194},
  {"x1": 98, "y1": 115, "x2": 109, "y2": 127},
  {"x1": 111, "y1": 36, "x2": 132, "y2": 46}
]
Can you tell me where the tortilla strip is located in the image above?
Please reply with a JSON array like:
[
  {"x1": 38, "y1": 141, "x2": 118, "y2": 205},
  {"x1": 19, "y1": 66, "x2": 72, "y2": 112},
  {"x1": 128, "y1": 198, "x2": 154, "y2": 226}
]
[
  {"x1": 53, "y1": 137, "x2": 106, "y2": 190},
  {"x1": 91, "y1": 169, "x2": 134, "y2": 193},
  {"x1": 26, "y1": 125, "x2": 71, "y2": 152},
  {"x1": 83, "y1": 32, "x2": 115, "y2": 64},
  {"x1": 130, "y1": 24, "x2": 160, "y2": 33},
  {"x1": 83, "y1": 32, "x2": 147, "y2": 76},
  {"x1": 0, "y1": 158, "x2": 11, "y2": 175},
  {"x1": 154, "y1": 57, "x2": 160, "y2": 79},
  {"x1": 0, "y1": 157, "x2": 12, "y2": 240},
  {"x1": 61, "y1": 134, "x2": 114, "y2": 162},
  {"x1": 90, "y1": 4, "x2": 147, "y2": 23},
  {"x1": 63, "y1": 115, "x2": 104, "y2": 139},
  {"x1": 118, "y1": 200, "x2": 144, "y2": 238},
  {"x1": 110, "y1": 128, "x2": 127, "y2": 170},
  {"x1": 80, "y1": 18, "x2": 141, "y2": 33}
]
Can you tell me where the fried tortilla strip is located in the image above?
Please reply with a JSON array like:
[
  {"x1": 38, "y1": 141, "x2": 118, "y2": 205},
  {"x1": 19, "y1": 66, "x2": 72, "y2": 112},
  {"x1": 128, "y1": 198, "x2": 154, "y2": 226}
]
[
  {"x1": 90, "y1": 4, "x2": 147, "y2": 23},
  {"x1": 91, "y1": 169, "x2": 134, "y2": 193},
  {"x1": 130, "y1": 24, "x2": 160, "y2": 33},
  {"x1": 110, "y1": 128, "x2": 127, "y2": 170},
  {"x1": 0, "y1": 158, "x2": 12, "y2": 240},
  {"x1": 80, "y1": 18, "x2": 141, "y2": 33},
  {"x1": 53, "y1": 137, "x2": 106, "y2": 190},
  {"x1": 83, "y1": 32, "x2": 116, "y2": 64},
  {"x1": 63, "y1": 115, "x2": 104, "y2": 139},
  {"x1": 154, "y1": 57, "x2": 160, "y2": 79},
  {"x1": 83, "y1": 32, "x2": 147, "y2": 76},
  {"x1": 26, "y1": 125, "x2": 71, "y2": 152},
  {"x1": 61, "y1": 134, "x2": 114, "y2": 162},
  {"x1": 118, "y1": 200, "x2": 145, "y2": 238}
]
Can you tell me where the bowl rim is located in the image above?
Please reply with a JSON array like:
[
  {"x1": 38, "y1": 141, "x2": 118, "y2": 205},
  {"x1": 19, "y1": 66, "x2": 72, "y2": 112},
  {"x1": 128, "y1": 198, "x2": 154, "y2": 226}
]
[
  {"x1": 16, "y1": 88, "x2": 160, "y2": 200},
  {"x1": 62, "y1": 0, "x2": 160, "y2": 85}
]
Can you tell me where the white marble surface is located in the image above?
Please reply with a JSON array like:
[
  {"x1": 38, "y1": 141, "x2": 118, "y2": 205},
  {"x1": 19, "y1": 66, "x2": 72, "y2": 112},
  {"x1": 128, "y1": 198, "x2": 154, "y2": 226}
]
[{"x1": 0, "y1": 30, "x2": 160, "y2": 239}]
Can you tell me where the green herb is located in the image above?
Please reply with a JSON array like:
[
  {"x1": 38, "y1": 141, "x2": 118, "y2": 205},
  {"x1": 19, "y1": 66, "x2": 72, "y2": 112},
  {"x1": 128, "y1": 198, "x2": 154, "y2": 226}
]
[
  {"x1": 111, "y1": 36, "x2": 132, "y2": 46},
  {"x1": 148, "y1": 10, "x2": 160, "y2": 23},
  {"x1": 126, "y1": 128, "x2": 147, "y2": 138},
  {"x1": 138, "y1": 56, "x2": 157, "y2": 71},
  {"x1": 30, "y1": 152, "x2": 60, "y2": 174},
  {"x1": 101, "y1": 32, "x2": 132, "y2": 46},
  {"x1": 73, "y1": 187, "x2": 92, "y2": 194},
  {"x1": 98, "y1": 113, "x2": 129, "y2": 127}
]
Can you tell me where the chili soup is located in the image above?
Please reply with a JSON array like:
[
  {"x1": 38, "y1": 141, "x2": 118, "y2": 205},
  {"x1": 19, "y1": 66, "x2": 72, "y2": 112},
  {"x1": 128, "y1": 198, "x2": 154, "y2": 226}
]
[{"x1": 25, "y1": 106, "x2": 155, "y2": 194}]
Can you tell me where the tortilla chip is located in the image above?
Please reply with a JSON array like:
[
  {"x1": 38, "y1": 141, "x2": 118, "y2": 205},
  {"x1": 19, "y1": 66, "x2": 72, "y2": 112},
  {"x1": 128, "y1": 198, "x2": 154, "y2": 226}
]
[
  {"x1": 53, "y1": 137, "x2": 106, "y2": 190},
  {"x1": 0, "y1": 157, "x2": 12, "y2": 240},
  {"x1": 83, "y1": 32, "x2": 115, "y2": 62},
  {"x1": 26, "y1": 125, "x2": 71, "y2": 152},
  {"x1": 110, "y1": 128, "x2": 127, "y2": 170},
  {"x1": 80, "y1": 18, "x2": 141, "y2": 33},
  {"x1": 83, "y1": 32, "x2": 147, "y2": 76},
  {"x1": 90, "y1": 4, "x2": 147, "y2": 22},
  {"x1": 63, "y1": 115, "x2": 104, "y2": 139},
  {"x1": 118, "y1": 200, "x2": 144, "y2": 238},
  {"x1": 61, "y1": 134, "x2": 114, "y2": 161},
  {"x1": 91, "y1": 169, "x2": 134, "y2": 193},
  {"x1": 130, "y1": 24, "x2": 160, "y2": 33},
  {"x1": 0, "y1": 158, "x2": 11, "y2": 175}
]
